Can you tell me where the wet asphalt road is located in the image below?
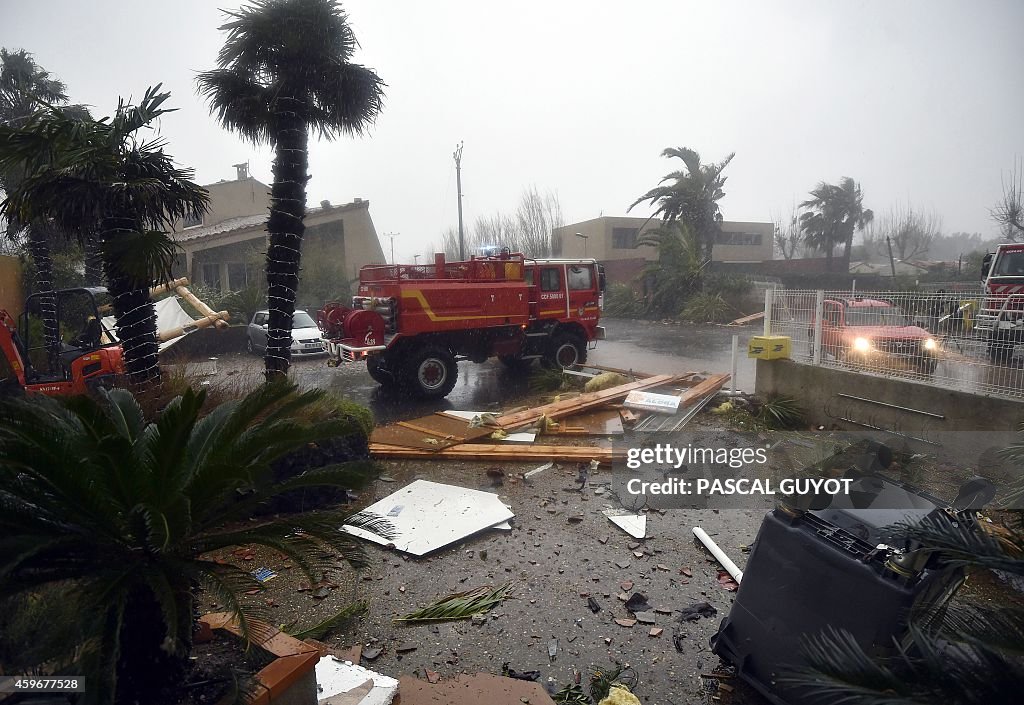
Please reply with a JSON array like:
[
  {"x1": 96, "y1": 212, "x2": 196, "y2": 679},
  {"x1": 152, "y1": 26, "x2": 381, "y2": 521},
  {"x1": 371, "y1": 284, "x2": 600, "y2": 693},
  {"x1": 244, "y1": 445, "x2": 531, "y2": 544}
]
[{"x1": 199, "y1": 319, "x2": 768, "y2": 704}]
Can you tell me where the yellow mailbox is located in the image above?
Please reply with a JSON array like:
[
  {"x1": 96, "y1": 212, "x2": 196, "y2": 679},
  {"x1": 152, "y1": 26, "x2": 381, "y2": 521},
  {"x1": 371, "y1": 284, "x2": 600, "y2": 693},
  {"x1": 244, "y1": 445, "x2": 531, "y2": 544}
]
[{"x1": 748, "y1": 335, "x2": 791, "y2": 360}]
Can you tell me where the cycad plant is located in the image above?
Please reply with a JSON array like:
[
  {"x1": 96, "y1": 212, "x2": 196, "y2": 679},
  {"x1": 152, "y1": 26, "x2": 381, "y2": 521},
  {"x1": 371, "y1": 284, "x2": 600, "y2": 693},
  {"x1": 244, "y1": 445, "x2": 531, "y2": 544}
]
[
  {"x1": 786, "y1": 512, "x2": 1024, "y2": 704},
  {"x1": 0, "y1": 381, "x2": 387, "y2": 705}
]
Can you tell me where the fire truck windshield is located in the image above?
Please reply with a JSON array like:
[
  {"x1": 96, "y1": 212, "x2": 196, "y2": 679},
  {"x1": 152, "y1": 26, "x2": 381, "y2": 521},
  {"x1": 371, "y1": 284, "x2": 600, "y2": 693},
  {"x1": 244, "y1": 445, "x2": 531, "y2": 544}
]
[{"x1": 994, "y1": 250, "x2": 1024, "y2": 276}]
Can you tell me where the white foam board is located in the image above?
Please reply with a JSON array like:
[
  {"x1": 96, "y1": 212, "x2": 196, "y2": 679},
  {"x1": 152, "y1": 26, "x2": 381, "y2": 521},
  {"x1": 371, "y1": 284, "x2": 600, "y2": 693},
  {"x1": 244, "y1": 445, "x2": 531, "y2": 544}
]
[
  {"x1": 624, "y1": 390, "x2": 681, "y2": 415},
  {"x1": 342, "y1": 480, "x2": 515, "y2": 556},
  {"x1": 315, "y1": 656, "x2": 398, "y2": 705},
  {"x1": 500, "y1": 432, "x2": 536, "y2": 443}
]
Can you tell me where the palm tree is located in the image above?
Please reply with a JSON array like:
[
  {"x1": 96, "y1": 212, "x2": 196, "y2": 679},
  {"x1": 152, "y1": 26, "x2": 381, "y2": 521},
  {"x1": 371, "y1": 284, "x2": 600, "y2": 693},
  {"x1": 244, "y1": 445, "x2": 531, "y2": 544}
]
[
  {"x1": 0, "y1": 49, "x2": 78, "y2": 361},
  {"x1": 0, "y1": 86, "x2": 208, "y2": 388},
  {"x1": 629, "y1": 147, "x2": 735, "y2": 260},
  {"x1": 799, "y1": 177, "x2": 873, "y2": 273},
  {"x1": 0, "y1": 381, "x2": 387, "y2": 705},
  {"x1": 634, "y1": 220, "x2": 706, "y2": 317},
  {"x1": 197, "y1": 0, "x2": 385, "y2": 380}
]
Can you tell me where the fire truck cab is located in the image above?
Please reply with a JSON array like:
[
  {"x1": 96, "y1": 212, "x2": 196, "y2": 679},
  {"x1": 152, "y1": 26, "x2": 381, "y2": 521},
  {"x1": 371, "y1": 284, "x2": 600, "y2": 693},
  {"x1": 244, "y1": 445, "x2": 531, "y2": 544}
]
[
  {"x1": 978, "y1": 243, "x2": 1024, "y2": 360},
  {"x1": 318, "y1": 251, "x2": 606, "y2": 398}
]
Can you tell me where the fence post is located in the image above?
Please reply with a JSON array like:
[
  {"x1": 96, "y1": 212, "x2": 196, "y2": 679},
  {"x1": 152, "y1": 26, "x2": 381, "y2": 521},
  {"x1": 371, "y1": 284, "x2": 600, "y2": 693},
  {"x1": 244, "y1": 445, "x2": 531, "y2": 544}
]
[
  {"x1": 812, "y1": 289, "x2": 824, "y2": 365},
  {"x1": 763, "y1": 287, "x2": 773, "y2": 337}
]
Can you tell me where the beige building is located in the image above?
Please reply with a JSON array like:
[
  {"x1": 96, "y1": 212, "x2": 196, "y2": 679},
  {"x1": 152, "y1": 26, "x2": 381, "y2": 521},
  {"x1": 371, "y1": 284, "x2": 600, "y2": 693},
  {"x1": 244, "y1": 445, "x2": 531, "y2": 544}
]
[
  {"x1": 553, "y1": 216, "x2": 774, "y2": 263},
  {"x1": 170, "y1": 166, "x2": 385, "y2": 307}
]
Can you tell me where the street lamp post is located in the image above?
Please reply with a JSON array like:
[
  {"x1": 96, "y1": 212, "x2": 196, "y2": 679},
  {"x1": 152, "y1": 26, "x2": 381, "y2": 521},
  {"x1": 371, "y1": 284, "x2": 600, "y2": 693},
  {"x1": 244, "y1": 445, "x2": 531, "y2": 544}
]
[
  {"x1": 414, "y1": 254, "x2": 421, "y2": 265},
  {"x1": 384, "y1": 232, "x2": 398, "y2": 264},
  {"x1": 574, "y1": 232, "x2": 589, "y2": 257}
]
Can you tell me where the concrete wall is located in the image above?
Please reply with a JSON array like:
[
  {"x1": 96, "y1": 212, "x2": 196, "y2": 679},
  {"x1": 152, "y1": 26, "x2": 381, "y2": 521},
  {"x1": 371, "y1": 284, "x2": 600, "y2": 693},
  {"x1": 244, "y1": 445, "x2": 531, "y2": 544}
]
[
  {"x1": 171, "y1": 177, "x2": 271, "y2": 232},
  {"x1": 755, "y1": 357, "x2": 1024, "y2": 467},
  {"x1": 0, "y1": 255, "x2": 23, "y2": 318},
  {"x1": 554, "y1": 216, "x2": 774, "y2": 263}
]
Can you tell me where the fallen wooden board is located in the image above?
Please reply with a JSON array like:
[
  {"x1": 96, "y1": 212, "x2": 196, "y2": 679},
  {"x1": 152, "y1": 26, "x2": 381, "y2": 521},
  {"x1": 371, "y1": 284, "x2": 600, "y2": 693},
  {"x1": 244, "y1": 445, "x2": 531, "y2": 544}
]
[
  {"x1": 678, "y1": 373, "x2": 731, "y2": 408},
  {"x1": 369, "y1": 412, "x2": 493, "y2": 452},
  {"x1": 370, "y1": 442, "x2": 621, "y2": 465},
  {"x1": 394, "y1": 673, "x2": 556, "y2": 705},
  {"x1": 541, "y1": 408, "x2": 624, "y2": 436},
  {"x1": 494, "y1": 373, "x2": 691, "y2": 430},
  {"x1": 728, "y1": 311, "x2": 765, "y2": 326}
]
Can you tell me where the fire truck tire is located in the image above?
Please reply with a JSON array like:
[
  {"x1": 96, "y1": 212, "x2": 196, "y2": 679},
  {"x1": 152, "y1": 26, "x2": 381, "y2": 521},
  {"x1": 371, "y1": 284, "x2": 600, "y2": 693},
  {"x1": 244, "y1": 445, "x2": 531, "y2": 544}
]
[
  {"x1": 544, "y1": 332, "x2": 587, "y2": 369},
  {"x1": 367, "y1": 356, "x2": 398, "y2": 387},
  {"x1": 403, "y1": 347, "x2": 458, "y2": 398}
]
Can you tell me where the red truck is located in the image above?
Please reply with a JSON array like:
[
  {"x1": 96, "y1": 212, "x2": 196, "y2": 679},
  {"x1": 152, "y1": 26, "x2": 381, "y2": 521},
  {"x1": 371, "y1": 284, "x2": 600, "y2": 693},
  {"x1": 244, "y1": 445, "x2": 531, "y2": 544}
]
[
  {"x1": 808, "y1": 296, "x2": 939, "y2": 373},
  {"x1": 978, "y1": 243, "x2": 1024, "y2": 360},
  {"x1": 317, "y1": 251, "x2": 606, "y2": 398}
]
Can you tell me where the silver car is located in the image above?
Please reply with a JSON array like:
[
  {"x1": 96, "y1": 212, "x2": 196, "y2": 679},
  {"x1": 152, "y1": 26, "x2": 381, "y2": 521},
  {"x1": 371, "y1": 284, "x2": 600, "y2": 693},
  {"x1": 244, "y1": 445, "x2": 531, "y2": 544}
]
[{"x1": 246, "y1": 309, "x2": 327, "y2": 356}]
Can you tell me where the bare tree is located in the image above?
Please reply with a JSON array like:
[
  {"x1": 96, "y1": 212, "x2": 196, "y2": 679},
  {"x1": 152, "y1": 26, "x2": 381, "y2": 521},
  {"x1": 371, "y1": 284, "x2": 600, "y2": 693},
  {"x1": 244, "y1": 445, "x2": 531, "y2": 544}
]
[
  {"x1": 876, "y1": 204, "x2": 941, "y2": 261},
  {"x1": 772, "y1": 205, "x2": 804, "y2": 259},
  {"x1": 467, "y1": 186, "x2": 565, "y2": 257},
  {"x1": 992, "y1": 158, "x2": 1024, "y2": 241}
]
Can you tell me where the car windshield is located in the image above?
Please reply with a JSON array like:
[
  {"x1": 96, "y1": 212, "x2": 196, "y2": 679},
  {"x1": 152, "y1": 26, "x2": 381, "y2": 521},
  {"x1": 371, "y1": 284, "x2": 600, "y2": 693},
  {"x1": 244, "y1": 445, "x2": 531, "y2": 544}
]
[
  {"x1": 293, "y1": 312, "x2": 317, "y2": 328},
  {"x1": 844, "y1": 305, "x2": 909, "y2": 326},
  {"x1": 994, "y1": 251, "x2": 1024, "y2": 276}
]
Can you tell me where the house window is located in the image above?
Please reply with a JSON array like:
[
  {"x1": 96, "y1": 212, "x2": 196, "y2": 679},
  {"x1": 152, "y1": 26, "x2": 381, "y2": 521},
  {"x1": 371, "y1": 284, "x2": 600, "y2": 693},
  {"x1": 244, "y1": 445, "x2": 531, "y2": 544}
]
[
  {"x1": 182, "y1": 213, "x2": 203, "y2": 229},
  {"x1": 228, "y1": 262, "x2": 247, "y2": 290},
  {"x1": 612, "y1": 227, "x2": 638, "y2": 249},
  {"x1": 202, "y1": 263, "x2": 222, "y2": 290},
  {"x1": 541, "y1": 268, "x2": 561, "y2": 292},
  {"x1": 716, "y1": 232, "x2": 762, "y2": 246}
]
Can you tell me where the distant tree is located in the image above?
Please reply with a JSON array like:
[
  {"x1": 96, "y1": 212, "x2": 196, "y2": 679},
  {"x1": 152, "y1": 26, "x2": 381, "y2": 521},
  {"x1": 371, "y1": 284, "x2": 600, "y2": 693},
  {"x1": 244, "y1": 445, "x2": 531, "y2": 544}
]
[
  {"x1": 197, "y1": 0, "x2": 385, "y2": 380},
  {"x1": 877, "y1": 204, "x2": 941, "y2": 261},
  {"x1": 0, "y1": 87, "x2": 208, "y2": 389},
  {"x1": 629, "y1": 147, "x2": 735, "y2": 260},
  {"x1": 992, "y1": 158, "x2": 1023, "y2": 241},
  {"x1": 799, "y1": 177, "x2": 873, "y2": 272},
  {"x1": 515, "y1": 185, "x2": 562, "y2": 257},
  {"x1": 772, "y1": 205, "x2": 805, "y2": 260}
]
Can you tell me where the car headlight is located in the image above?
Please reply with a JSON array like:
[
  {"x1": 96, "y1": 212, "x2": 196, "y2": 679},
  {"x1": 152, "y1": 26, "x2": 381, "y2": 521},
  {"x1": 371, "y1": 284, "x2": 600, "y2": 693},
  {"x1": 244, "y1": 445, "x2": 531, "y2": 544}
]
[
  {"x1": 852, "y1": 337, "x2": 871, "y2": 352},
  {"x1": 924, "y1": 338, "x2": 937, "y2": 350}
]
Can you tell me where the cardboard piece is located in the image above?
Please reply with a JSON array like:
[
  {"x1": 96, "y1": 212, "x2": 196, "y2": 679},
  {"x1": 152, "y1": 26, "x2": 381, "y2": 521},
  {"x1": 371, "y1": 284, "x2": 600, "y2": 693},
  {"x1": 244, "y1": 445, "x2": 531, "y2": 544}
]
[
  {"x1": 395, "y1": 673, "x2": 556, "y2": 705},
  {"x1": 342, "y1": 480, "x2": 515, "y2": 556},
  {"x1": 315, "y1": 656, "x2": 397, "y2": 705}
]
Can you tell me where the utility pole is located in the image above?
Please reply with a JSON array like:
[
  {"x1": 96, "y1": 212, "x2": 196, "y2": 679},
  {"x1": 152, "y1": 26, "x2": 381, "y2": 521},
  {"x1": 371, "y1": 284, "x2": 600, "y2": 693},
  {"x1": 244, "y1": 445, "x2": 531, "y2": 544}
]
[
  {"x1": 886, "y1": 235, "x2": 897, "y2": 278},
  {"x1": 385, "y1": 232, "x2": 398, "y2": 264},
  {"x1": 454, "y1": 141, "x2": 465, "y2": 260}
]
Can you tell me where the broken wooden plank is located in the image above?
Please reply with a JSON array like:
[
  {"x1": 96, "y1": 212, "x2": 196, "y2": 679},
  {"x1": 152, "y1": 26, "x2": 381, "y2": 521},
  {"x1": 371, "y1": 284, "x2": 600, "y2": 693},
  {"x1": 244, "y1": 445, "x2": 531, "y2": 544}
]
[
  {"x1": 494, "y1": 373, "x2": 691, "y2": 431},
  {"x1": 370, "y1": 442, "x2": 621, "y2": 465},
  {"x1": 678, "y1": 373, "x2": 730, "y2": 408},
  {"x1": 541, "y1": 408, "x2": 624, "y2": 436},
  {"x1": 369, "y1": 412, "x2": 493, "y2": 451},
  {"x1": 727, "y1": 311, "x2": 765, "y2": 326}
]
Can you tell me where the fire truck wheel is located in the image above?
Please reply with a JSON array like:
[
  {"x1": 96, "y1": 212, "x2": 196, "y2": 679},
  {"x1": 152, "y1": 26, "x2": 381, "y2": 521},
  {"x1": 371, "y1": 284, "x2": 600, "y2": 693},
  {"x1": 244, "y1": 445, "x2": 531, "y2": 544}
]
[
  {"x1": 544, "y1": 332, "x2": 587, "y2": 370},
  {"x1": 367, "y1": 356, "x2": 398, "y2": 386},
  {"x1": 404, "y1": 347, "x2": 458, "y2": 398}
]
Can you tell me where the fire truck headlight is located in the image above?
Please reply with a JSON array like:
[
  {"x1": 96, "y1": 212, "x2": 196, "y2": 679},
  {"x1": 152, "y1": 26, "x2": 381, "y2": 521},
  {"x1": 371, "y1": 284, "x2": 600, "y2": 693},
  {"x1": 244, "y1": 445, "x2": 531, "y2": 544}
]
[
  {"x1": 853, "y1": 337, "x2": 871, "y2": 352},
  {"x1": 924, "y1": 338, "x2": 937, "y2": 350}
]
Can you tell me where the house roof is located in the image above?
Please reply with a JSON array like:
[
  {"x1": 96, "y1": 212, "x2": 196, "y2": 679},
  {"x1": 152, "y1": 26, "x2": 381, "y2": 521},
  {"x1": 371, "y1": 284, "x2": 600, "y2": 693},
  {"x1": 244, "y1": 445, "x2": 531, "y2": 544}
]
[{"x1": 173, "y1": 199, "x2": 369, "y2": 243}]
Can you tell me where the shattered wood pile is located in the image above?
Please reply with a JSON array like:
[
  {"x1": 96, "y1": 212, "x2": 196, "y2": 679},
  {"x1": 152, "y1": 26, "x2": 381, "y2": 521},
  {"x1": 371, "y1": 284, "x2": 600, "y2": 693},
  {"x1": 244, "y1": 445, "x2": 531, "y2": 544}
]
[{"x1": 368, "y1": 367, "x2": 731, "y2": 465}]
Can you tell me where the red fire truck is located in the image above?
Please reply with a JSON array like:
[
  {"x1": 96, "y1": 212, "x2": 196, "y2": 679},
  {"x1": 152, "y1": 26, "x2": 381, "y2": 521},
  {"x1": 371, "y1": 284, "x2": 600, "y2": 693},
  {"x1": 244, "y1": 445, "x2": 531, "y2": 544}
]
[
  {"x1": 317, "y1": 251, "x2": 606, "y2": 398},
  {"x1": 978, "y1": 243, "x2": 1024, "y2": 360}
]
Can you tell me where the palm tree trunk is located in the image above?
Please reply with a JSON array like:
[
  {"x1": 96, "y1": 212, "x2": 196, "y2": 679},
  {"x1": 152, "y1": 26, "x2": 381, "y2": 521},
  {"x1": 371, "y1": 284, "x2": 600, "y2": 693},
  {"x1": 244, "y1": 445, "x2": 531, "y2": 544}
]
[
  {"x1": 101, "y1": 216, "x2": 161, "y2": 389},
  {"x1": 26, "y1": 224, "x2": 60, "y2": 372},
  {"x1": 114, "y1": 586, "x2": 191, "y2": 705},
  {"x1": 841, "y1": 233, "x2": 853, "y2": 273},
  {"x1": 264, "y1": 95, "x2": 309, "y2": 380},
  {"x1": 84, "y1": 236, "x2": 103, "y2": 286}
]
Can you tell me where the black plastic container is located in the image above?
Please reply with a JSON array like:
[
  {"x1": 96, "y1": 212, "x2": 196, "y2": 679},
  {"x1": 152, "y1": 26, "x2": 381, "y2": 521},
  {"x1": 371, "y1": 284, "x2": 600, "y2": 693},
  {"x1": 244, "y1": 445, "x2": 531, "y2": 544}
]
[{"x1": 711, "y1": 477, "x2": 964, "y2": 705}]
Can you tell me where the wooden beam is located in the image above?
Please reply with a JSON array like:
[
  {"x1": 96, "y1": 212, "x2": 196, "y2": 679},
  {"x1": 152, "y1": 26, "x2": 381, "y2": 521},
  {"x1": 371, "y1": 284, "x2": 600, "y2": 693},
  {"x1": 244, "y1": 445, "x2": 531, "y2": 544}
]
[
  {"x1": 370, "y1": 442, "x2": 622, "y2": 465},
  {"x1": 727, "y1": 311, "x2": 764, "y2": 326},
  {"x1": 678, "y1": 373, "x2": 731, "y2": 408},
  {"x1": 494, "y1": 373, "x2": 691, "y2": 431}
]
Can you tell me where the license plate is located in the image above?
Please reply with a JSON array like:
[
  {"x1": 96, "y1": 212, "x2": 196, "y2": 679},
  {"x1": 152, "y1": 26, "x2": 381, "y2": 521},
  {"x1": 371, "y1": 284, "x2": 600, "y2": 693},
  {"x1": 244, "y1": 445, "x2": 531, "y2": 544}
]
[{"x1": 303, "y1": 343, "x2": 321, "y2": 349}]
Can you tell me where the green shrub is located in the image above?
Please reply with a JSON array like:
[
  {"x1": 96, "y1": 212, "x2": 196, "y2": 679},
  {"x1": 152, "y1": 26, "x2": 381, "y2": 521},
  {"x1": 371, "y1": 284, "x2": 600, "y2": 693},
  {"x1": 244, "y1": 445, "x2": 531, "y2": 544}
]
[
  {"x1": 603, "y1": 282, "x2": 646, "y2": 317},
  {"x1": 756, "y1": 394, "x2": 807, "y2": 430},
  {"x1": 682, "y1": 292, "x2": 732, "y2": 322}
]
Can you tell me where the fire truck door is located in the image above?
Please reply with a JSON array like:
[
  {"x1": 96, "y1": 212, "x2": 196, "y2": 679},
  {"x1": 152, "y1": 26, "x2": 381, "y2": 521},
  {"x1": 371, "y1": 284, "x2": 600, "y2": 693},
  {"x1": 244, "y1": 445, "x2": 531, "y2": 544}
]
[{"x1": 565, "y1": 264, "x2": 598, "y2": 323}]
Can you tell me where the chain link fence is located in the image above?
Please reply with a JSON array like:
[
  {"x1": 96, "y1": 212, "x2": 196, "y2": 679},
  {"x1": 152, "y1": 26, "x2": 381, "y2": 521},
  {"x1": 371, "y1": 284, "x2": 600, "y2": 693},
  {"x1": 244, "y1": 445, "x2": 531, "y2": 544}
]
[{"x1": 765, "y1": 289, "x2": 1024, "y2": 400}]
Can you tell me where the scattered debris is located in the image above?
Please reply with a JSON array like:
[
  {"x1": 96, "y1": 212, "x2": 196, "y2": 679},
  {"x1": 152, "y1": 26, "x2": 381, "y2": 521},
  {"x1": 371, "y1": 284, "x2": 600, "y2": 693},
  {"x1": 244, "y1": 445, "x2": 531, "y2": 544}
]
[
  {"x1": 362, "y1": 646, "x2": 383, "y2": 661},
  {"x1": 598, "y1": 684, "x2": 640, "y2": 705},
  {"x1": 371, "y1": 442, "x2": 619, "y2": 465},
  {"x1": 583, "y1": 372, "x2": 630, "y2": 393},
  {"x1": 395, "y1": 643, "x2": 418, "y2": 654},
  {"x1": 678, "y1": 602, "x2": 718, "y2": 621},
  {"x1": 587, "y1": 597, "x2": 602, "y2": 613},
  {"x1": 693, "y1": 526, "x2": 744, "y2": 584},
  {"x1": 716, "y1": 570, "x2": 740, "y2": 591},
  {"x1": 624, "y1": 390, "x2": 681, "y2": 415},
  {"x1": 624, "y1": 593, "x2": 651, "y2": 613},
  {"x1": 395, "y1": 583, "x2": 514, "y2": 623},
  {"x1": 397, "y1": 673, "x2": 556, "y2": 705},
  {"x1": 426, "y1": 669, "x2": 441, "y2": 684},
  {"x1": 649, "y1": 627, "x2": 663, "y2": 638},
  {"x1": 315, "y1": 655, "x2": 398, "y2": 705},
  {"x1": 619, "y1": 581, "x2": 633, "y2": 591},
  {"x1": 525, "y1": 461, "x2": 554, "y2": 479},
  {"x1": 502, "y1": 663, "x2": 541, "y2": 682},
  {"x1": 634, "y1": 612, "x2": 657, "y2": 625},
  {"x1": 250, "y1": 567, "x2": 277, "y2": 583},
  {"x1": 343, "y1": 480, "x2": 514, "y2": 556},
  {"x1": 614, "y1": 618, "x2": 637, "y2": 628},
  {"x1": 548, "y1": 638, "x2": 558, "y2": 660}
]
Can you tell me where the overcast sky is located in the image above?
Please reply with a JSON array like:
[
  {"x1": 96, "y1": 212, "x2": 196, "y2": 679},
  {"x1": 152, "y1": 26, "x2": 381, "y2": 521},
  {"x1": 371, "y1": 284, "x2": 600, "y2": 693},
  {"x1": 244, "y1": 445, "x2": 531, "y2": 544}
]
[{"x1": 4, "y1": 0, "x2": 1023, "y2": 261}]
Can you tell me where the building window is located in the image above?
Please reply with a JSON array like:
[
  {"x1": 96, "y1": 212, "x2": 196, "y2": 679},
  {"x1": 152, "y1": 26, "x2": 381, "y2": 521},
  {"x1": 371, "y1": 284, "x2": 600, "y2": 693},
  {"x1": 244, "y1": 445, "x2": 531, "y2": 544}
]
[
  {"x1": 228, "y1": 262, "x2": 247, "y2": 291},
  {"x1": 716, "y1": 232, "x2": 763, "y2": 246},
  {"x1": 541, "y1": 268, "x2": 561, "y2": 292},
  {"x1": 182, "y1": 213, "x2": 203, "y2": 229},
  {"x1": 612, "y1": 227, "x2": 639, "y2": 249},
  {"x1": 202, "y1": 263, "x2": 221, "y2": 290}
]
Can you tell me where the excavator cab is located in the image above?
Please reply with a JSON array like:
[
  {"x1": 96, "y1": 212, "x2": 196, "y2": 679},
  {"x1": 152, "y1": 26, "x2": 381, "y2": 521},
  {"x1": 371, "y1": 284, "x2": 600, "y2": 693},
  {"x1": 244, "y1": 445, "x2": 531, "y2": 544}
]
[{"x1": 14, "y1": 287, "x2": 123, "y2": 394}]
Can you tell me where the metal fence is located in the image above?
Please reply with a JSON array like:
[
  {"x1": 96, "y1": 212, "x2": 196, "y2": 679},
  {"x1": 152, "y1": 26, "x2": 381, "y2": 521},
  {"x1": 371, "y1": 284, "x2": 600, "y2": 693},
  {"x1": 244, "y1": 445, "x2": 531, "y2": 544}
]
[{"x1": 764, "y1": 289, "x2": 1024, "y2": 400}]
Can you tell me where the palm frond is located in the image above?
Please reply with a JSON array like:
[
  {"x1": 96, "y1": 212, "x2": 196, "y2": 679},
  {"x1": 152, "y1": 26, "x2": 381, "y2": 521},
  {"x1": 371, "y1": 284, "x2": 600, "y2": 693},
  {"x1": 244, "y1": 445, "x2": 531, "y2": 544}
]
[
  {"x1": 395, "y1": 583, "x2": 514, "y2": 623},
  {"x1": 285, "y1": 601, "x2": 367, "y2": 640}
]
